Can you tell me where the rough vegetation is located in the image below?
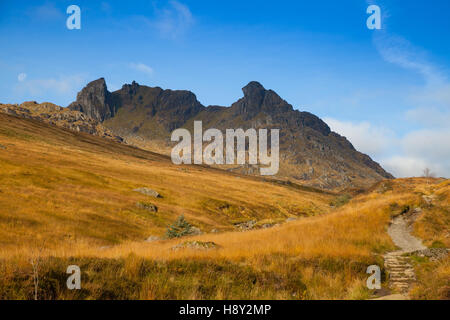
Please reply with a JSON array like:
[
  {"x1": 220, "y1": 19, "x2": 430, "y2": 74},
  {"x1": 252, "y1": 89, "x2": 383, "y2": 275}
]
[{"x1": 0, "y1": 113, "x2": 447, "y2": 300}]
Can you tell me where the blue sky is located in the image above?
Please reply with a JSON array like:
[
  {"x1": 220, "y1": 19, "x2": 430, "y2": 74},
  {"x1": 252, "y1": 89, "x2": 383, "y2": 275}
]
[{"x1": 0, "y1": 0, "x2": 449, "y2": 178}]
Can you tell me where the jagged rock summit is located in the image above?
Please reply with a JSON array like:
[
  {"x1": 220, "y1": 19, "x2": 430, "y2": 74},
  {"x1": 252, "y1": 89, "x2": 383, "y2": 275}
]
[
  {"x1": 66, "y1": 78, "x2": 393, "y2": 190},
  {"x1": 68, "y1": 78, "x2": 115, "y2": 122}
]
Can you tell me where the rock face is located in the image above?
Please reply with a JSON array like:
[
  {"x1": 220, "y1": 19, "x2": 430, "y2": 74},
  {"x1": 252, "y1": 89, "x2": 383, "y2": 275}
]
[
  {"x1": 68, "y1": 78, "x2": 115, "y2": 122},
  {"x1": 67, "y1": 78, "x2": 394, "y2": 190}
]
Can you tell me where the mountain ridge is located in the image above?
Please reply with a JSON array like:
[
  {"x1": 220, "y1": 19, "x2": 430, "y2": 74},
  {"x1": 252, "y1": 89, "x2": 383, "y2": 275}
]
[
  {"x1": 66, "y1": 78, "x2": 393, "y2": 190},
  {"x1": 4, "y1": 77, "x2": 393, "y2": 190}
]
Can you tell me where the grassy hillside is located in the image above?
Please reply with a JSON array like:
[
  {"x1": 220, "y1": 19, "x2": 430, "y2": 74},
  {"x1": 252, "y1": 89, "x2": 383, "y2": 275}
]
[{"x1": 0, "y1": 113, "x2": 448, "y2": 300}]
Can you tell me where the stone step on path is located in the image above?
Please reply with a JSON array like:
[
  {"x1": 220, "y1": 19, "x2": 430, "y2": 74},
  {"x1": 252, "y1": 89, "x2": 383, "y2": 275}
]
[{"x1": 383, "y1": 252, "x2": 417, "y2": 293}]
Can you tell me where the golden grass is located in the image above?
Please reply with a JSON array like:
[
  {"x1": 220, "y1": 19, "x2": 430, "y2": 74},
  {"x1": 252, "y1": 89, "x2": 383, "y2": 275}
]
[{"x1": 0, "y1": 114, "x2": 448, "y2": 300}]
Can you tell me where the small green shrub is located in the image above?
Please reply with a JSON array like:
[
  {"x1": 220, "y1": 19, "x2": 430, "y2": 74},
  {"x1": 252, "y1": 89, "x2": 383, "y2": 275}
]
[{"x1": 166, "y1": 215, "x2": 193, "y2": 239}]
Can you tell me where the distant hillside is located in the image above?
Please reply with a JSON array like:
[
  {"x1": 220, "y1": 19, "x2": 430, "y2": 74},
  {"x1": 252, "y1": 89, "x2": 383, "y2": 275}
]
[
  {"x1": 0, "y1": 101, "x2": 122, "y2": 142},
  {"x1": 68, "y1": 78, "x2": 393, "y2": 190}
]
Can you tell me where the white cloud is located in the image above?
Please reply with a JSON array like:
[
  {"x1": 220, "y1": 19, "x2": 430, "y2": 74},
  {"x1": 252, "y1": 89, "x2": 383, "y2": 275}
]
[
  {"x1": 326, "y1": 117, "x2": 450, "y2": 178},
  {"x1": 324, "y1": 117, "x2": 395, "y2": 158},
  {"x1": 402, "y1": 129, "x2": 450, "y2": 163},
  {"x1": 382, "y1": 129, "x2": 450, "y2": 178},
  {"x1": 381, "y1": 156, "x2": 428, "y2": 178},
  {"x1": 154, "y1": 1, "x2": 194, "y2": 38},
  {"x1": 17, "y1": 73, "x2": 27, "y2": 82},
  {"x1": 129, "y1": 63, "x2": 154, "y2": 76}
]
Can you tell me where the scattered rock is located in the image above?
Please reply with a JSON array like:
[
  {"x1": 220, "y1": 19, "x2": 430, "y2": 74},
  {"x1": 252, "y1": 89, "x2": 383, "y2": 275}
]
[
  {"x1": 172, "y1": 241, "x2": 218, "y2": 250},
  {"x1": 411, "y1": 248, "x2": 449, "y2": 261},
  {"x1": 136, "y1": 201, "x2": 158, "y2": 212},
  {"x1": 234, "y1": 220, "x2": 256, "y2": 231},
  {"x1": 133, "y1": 187, "x2": 161, "y2": 198},
  {"x1": 190, "y1": 226, "x2": 203, "y2": 236},
  {"x1": 261, "y1": 223, "x2": 275, "y2": 229},
  {"x1": 145, "y1": 236, "x2": 161, "y2": 242},
  {"x1": 285, "y1": 217, "x2": 297, "y2": 222}
]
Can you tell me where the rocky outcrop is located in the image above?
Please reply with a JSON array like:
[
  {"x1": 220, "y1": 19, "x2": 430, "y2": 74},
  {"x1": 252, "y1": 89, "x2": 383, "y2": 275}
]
[
  {"x1": 68, "y1": 78, "x2": 115, "y2": 122},
  {"x1": 0, "y1": 101, "x2": 122, "y2": 142}
]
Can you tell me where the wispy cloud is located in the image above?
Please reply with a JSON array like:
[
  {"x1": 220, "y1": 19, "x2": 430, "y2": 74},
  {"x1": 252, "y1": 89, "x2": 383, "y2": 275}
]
[
  {"x1": 374, "y1": 33, "x2": 445, "y2": 85},
  {"x1": 14, "y1": 74, "x2": 86, "y2": 97},
  {"x1": 129, "y1": 62, "x2": 154, "y2": 76},
  {"x1": 153, "y1": 1, "x2": 195, "y2": 38}
]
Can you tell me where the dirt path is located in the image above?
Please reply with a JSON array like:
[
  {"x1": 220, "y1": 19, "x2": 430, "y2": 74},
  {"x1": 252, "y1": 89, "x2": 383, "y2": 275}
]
[{"x1": 382, "y1": 208, "x2": 426, "y2": 298}]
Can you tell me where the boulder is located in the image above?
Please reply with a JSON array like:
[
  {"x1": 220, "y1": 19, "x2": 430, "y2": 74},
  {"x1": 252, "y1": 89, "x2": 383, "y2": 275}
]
[
  {"x1": 133, "y1": 187, "x2": 161, "y2": 198},
  {"x1": 136, "y1": 202, "x2": 158, "y2": 212}
]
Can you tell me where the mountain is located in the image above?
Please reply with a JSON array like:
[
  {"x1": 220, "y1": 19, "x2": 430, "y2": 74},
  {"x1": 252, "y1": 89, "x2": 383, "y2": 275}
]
[{"x1": 67, "y1": 78, "x2": 393, "y2": 190}]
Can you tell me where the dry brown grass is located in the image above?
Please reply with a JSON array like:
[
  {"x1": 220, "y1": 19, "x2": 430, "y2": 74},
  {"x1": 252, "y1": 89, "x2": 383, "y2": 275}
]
[{"x1": 0, "y1": 113, "x2": 448, "y2": 299}]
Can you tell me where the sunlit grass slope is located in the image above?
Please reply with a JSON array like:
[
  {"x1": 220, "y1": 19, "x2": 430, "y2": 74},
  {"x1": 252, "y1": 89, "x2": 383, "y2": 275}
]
[
  {"x1": 0, "y1": 113, "x2": 447, "y2": 300},
  {"x1": 0, "y1": 113, "x2": 333, "y2": 252}
]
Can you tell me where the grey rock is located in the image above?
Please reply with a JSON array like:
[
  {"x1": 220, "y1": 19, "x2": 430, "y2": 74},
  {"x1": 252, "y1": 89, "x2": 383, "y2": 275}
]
[
  {"x1": 412, "y1": 248, "x2": 449, "y2": 261},
  {"x1": 190, "y1": 226, "x2": 203, "y2": 236},
  {"x1": 136, "y1": 202, "x2": 158, "y2": 212},
  {"x1": 133, "y1": 187, "x2": 161, "y2": 198},
  {"x1": 145, "y1": 236, "x2": 161, "y2": 242},
  {"x1": 234, "y1": 220, "x2": 256, "y2": 231}
]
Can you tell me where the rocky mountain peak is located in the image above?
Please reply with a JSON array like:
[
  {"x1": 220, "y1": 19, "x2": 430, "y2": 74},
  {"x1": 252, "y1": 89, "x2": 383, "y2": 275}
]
[
  {"x1": 242, "y1": 81, "x2": 266, "y2": 105},
  {"x1": 232, "y1": 81, "x2": 293, "y2": 117},
  {"x1": 121, "y1": 80, "x2": 140, "y2": 96},
  {"x1": 68, "y1": 77, "x2": 114, "y2": 122}
]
